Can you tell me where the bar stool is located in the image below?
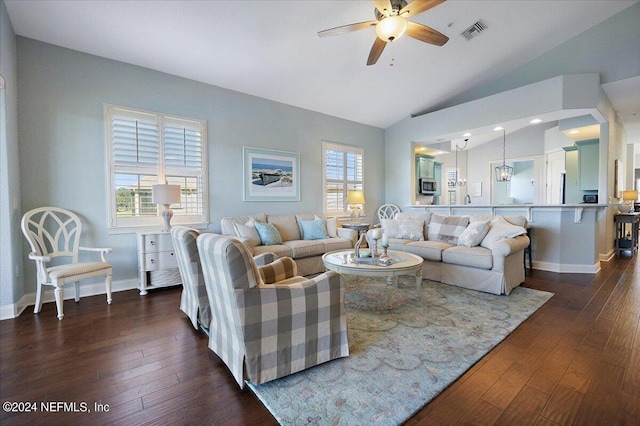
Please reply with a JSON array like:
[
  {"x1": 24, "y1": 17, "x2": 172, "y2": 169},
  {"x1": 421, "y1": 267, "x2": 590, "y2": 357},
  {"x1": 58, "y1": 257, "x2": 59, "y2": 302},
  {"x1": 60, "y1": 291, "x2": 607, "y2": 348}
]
[{"x1": 523, "y1": 226, "x2": 532, "y2": 275}]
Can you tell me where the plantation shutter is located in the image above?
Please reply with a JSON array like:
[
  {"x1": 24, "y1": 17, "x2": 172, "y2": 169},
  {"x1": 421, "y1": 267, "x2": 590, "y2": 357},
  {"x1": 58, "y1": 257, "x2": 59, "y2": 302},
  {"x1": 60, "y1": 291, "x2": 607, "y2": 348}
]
[
  {"x1": 163, "y1": 120, "x2": 203, "y2": 172},
  {"x1": 112, "y1": 114, "x2": 159, "y2": 172},
  {"x1": 323, "y1": 141, "x2": 364, "y2": 215}
]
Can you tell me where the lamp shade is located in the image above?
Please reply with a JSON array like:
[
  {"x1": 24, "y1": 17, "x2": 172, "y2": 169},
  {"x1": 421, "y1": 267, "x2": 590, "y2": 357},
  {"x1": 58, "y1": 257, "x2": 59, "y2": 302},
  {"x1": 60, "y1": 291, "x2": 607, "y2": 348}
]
[
  {"x1": 375, "y1": 16, "x2": 408, "y2": 42},
  {"x1": 152, "y1": 184, "x2": 180, "y2": 205},
  {"x1": 346, "y1": 190, "x2": 365, "y2": 205},
  {"x1": 622, "y1": 190, "x2": 638, "y2": 201}
]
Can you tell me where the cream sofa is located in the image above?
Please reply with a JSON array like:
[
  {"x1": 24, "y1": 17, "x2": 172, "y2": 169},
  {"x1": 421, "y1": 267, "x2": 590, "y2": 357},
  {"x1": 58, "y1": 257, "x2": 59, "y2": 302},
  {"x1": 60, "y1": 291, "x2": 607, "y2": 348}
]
[
  {"x1": 381, "y1": 212, "x2": 530, "y2": 295},
  {"x1": 220, "y1": 213, "x2": 358, "y2": 276}
]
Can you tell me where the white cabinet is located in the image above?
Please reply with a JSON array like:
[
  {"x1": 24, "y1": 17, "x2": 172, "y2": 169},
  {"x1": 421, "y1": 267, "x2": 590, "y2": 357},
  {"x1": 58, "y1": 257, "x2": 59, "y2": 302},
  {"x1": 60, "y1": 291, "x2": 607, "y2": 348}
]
[{"x1": 137, "y1": 232, "x2": 181, "y2": 295}]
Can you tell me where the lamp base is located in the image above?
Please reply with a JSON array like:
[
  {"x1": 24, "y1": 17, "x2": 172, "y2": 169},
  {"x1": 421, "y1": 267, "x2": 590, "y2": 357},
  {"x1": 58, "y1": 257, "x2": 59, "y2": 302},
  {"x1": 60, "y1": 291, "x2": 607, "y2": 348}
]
[
  {"x1": 160, "y1": 204, "x2": 174, "y2": 232},
  {"x1": 618, "y1": 203, "x2": 633, "y2": 214}
]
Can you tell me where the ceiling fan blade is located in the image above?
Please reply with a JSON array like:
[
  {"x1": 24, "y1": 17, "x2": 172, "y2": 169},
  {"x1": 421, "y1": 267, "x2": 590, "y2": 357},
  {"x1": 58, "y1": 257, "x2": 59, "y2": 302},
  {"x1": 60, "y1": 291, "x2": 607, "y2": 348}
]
[
  {"x1": 367, "y1": 37, "x2": 387, "y2": 65},
  {"x1": 372, "y1": 0, "x2": 393, "y2": 16},
  {"x1": 318, "y1": 20, "x2": 378, "y2": 37},
  {"x1": 399, "y1": 0, "x2": 446, "y2": 18},
  {"x1": 406, "y1": 21, "x2": 449, "y2": 46}
]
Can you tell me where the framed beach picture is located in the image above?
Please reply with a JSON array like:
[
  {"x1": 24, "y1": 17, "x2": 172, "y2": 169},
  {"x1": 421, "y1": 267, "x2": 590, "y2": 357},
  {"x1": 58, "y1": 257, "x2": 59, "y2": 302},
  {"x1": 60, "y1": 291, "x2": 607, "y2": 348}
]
[{"x1": 243, "y1": 147, "x2": 300, "y2": 201}]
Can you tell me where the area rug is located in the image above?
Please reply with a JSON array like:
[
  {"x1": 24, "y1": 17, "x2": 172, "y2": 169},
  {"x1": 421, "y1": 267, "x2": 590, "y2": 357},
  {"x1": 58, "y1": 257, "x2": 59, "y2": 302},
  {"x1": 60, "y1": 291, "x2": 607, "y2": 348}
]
[{"x1": 247, "y1": 276, "x2": 553, "y2": 426}]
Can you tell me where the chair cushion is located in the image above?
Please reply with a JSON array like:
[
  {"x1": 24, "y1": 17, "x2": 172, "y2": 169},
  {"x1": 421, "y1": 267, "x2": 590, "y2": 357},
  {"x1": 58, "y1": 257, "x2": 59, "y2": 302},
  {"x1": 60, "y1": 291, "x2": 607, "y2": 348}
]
[
  {"x1": 252, "y1": 244, "x2": 292, "y2": 258},
  {"x1": 457, "y1": 220, "x2": 490, "y2": 247},
  {"x1": 428, "y1": 214, "x2": 470, "y2": 245},
  {"x1": 283, "y1": 240, "x2": 326, "y2": 258},
  {"x1": 48, "y1": 262, "x2": 111, "y2": 279},
  {"x1": 254, "y1": 222, "x2": 283, "y2": 245},
  {"x1": 400, "y1": 241, "x2": 454, "y2": 261},
  {"x1": 299, "y1": 219, "x2": 329, "y2": 240},
  {"x1": 267, "y1": 214, "x2": 301, "y2": 241},
  {"x1": 322, "y1": 237, "x2": 353, "y2": 252},
  {"x1": 442, "y1": 246, "x2": 493, "y2": 270}
]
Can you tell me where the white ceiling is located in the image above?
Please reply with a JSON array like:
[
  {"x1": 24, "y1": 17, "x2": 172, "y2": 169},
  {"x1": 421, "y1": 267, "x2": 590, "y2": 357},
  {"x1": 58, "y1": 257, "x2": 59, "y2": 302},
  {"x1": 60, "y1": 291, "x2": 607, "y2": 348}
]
[{"x1": 4, "y1": 0, "x2": 639, "y2": 133}]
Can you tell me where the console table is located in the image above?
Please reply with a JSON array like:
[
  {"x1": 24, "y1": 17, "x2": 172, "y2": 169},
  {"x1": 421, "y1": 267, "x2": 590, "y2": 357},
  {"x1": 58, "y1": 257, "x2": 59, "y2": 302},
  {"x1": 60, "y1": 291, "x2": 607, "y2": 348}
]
[{"x1": 614, "y1": 213, "x2": 640, "y2": 256}]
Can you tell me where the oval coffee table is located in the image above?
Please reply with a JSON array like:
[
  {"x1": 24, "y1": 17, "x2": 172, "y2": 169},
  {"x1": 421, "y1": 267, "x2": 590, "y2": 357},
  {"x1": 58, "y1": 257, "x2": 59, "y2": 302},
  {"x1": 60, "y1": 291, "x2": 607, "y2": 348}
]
[{"x1": 322, "y1": 249, "x2": 423, "y2": 309}]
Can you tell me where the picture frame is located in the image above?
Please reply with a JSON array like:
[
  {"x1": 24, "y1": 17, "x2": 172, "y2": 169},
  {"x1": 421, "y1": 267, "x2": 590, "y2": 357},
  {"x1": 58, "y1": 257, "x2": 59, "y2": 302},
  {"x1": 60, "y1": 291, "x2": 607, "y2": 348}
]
[{"x1": 243, "y1": 147, "x2": 300, "y2": 201}]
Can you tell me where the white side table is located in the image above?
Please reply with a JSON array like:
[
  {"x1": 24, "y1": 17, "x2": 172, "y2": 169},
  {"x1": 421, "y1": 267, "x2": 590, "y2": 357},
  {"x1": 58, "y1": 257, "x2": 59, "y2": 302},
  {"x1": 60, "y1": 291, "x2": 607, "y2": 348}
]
[{"x1": 137, "y1": 231, "x2": 181, "y2": 295}]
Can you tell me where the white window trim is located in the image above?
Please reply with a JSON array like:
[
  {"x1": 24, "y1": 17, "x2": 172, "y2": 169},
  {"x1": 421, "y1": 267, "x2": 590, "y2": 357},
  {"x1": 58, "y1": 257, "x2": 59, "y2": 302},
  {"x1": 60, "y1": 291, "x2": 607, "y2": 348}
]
[
  {"x1": 322, "y1": 140, "x2": 364, "y2": 218},
  {"x1": 104, "y1": 104, "x2": 209, "y2": 233}
]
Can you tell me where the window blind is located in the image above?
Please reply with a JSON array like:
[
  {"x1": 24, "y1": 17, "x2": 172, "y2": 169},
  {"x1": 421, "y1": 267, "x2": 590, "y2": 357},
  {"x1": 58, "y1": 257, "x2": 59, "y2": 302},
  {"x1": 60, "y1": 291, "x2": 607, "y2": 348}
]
[
  {"x1": 106, "y1": 105, "x2": 208, "y2": 230},
  {"x1": 323, "y1": 142, "x2": 364, "y2": 215}
]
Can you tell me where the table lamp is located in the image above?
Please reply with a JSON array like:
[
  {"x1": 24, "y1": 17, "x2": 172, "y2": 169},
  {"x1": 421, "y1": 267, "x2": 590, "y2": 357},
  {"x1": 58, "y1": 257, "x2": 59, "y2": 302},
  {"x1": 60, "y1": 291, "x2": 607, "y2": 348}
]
[
  {"x1": 152, "y1": 183, "x2": 181, "y2": 231},
  {"x1": 619, "y1": 190, "x2": 638, "y2": 213},
  {"x1": 346, "y1": 190, "x2": 365, "y2": 222}
]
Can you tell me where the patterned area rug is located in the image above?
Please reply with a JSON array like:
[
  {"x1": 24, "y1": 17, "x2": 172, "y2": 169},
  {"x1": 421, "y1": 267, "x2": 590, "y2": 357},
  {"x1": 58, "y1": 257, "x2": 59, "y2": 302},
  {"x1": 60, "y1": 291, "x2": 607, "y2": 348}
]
[{"x1": 248, "y1": 276, "x2": 553, "y2": 426}]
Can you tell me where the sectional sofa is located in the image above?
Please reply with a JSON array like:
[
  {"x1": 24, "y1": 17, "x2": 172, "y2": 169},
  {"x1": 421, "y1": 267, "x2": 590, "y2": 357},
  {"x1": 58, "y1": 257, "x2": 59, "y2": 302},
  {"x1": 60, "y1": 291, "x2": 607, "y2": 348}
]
[{"x1": 381, "y1": 211, "x2": 530, "y2": 295}]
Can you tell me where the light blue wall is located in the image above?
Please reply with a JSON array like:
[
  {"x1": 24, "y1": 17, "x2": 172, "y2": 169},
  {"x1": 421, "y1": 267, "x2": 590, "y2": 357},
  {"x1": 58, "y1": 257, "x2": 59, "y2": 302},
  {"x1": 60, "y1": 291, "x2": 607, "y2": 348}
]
[
  {"x1": 0, "y1": 0, "x2": 24, "y2": 309},
  {"x1": 15, "y1": 37, "x2": 385, "y2": 294}
]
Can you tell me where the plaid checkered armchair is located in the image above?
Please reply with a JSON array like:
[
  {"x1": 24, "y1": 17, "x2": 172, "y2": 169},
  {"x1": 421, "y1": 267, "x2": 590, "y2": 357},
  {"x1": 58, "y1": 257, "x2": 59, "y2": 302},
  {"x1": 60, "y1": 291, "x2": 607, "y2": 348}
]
[
  {"x1": 171, "y1": 226, "x2": 212, "y2": 333},
  {"x1": 171, "y1": 227, "x2": 278, "y2": 333},
  {"x1": 197, "y1": 233, "x2": 349, "y2": 388}
]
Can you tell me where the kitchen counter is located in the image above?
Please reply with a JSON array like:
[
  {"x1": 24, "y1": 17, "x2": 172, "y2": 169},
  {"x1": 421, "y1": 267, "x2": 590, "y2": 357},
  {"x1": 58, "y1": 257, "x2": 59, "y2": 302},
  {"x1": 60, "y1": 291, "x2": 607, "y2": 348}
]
[{"x1": 405, "y1": 203, "x2": 609, "y2": 223}]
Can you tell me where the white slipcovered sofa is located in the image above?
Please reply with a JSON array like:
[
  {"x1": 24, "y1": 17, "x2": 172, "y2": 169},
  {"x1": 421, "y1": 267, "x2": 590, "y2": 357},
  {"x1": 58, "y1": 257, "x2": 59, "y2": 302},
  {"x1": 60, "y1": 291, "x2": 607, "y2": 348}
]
[
  {"x1": 220, "y1": 213, "x2": 358, "y2": 276},
  {"x1": 381, "y1": 211, "x2": 530, "y2": 295}
]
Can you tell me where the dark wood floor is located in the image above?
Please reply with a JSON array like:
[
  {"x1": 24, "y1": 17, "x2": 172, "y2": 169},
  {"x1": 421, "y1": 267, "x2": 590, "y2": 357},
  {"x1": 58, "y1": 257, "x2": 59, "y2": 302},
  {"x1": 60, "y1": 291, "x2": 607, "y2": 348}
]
[{"x1": 1, "y1": 254, "x2": 638, "y2": 426}]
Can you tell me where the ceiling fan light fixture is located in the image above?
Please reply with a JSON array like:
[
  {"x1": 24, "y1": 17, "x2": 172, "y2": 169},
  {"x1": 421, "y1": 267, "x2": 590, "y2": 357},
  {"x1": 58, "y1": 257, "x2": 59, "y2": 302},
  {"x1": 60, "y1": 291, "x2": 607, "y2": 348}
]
[{"x1": 375, "y1": 15, "x2": 408, "y2": 42}]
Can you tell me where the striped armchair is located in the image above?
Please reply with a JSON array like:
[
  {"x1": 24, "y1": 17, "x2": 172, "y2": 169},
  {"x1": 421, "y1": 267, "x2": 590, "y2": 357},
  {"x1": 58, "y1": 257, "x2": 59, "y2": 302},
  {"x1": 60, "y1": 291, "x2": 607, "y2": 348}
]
[
  {"x1": 197, "y1": 234, "x2": 349, "y2": 388},
  {"x1": 171, "y1": 227, "x2": 279, "y2": 333},
  {"x1": 171, "y1": 226, "x2": 212, "y2": 333}
]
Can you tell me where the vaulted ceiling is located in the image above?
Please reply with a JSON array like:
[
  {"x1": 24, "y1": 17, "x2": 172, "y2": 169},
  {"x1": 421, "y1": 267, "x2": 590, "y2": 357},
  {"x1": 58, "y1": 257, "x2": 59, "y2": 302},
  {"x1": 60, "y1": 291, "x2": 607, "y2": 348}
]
[{"x1": 4, "y1": 0, "x2": 638, "y2": 131}]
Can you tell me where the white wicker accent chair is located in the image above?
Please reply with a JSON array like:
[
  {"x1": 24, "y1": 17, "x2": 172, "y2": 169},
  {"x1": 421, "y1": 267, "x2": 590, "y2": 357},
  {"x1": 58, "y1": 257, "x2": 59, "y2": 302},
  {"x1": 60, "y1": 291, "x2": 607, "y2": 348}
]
[
  {"x1": 21, "y1": 207, "x2": 112, "y2": 320},
  {"x1": 374, "y1": 203, "x2": 400, "y2": 227},
  {"x1": 197, "y1": 233, "x2": 349, "y2": 388}
]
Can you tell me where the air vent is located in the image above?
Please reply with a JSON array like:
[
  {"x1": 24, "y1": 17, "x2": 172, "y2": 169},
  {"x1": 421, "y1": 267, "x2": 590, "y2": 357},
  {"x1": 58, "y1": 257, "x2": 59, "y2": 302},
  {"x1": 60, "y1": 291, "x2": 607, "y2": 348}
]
[{"x1": 461, "y1": 21, "x2": 486, "y2": 40}]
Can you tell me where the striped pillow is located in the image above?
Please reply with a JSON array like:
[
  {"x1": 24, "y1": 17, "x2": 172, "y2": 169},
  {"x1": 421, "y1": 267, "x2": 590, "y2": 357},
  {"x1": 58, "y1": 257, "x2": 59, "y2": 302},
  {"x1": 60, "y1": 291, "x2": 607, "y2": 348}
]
[{"x1": 428, "y1": 214, "x2": 470, "y2": 245}]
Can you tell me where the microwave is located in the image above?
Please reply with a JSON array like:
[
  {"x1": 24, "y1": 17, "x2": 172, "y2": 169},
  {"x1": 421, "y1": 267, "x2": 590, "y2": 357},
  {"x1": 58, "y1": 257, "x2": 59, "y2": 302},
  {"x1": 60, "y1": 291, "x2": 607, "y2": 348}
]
[
  {"x1": 419, "y1": 178, "x2": 437, "y2": 195},
  {"x1": 583, "y1": 194, "x2": 598, "y2": 203}
]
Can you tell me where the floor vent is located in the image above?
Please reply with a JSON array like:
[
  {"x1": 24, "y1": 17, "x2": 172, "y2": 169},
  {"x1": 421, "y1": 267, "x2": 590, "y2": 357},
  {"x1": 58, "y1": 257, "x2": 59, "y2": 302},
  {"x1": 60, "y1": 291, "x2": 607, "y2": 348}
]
[{"x1": 461, "y1": 21, "x2": 486, "y2": 40}]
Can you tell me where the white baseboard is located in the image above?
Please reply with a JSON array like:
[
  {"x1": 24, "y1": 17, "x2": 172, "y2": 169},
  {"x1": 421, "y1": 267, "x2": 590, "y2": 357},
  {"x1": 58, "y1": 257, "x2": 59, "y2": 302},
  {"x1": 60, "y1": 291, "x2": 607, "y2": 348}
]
[
  {"x1": 533, "y1": 260, "x2": 601, "y2": 274},
  {"x1": 0, "y1": 278, "x2": 139, "y2": 320},
  {"x1": 599, "y1": 250, "x2": 615, "y2": 262}
]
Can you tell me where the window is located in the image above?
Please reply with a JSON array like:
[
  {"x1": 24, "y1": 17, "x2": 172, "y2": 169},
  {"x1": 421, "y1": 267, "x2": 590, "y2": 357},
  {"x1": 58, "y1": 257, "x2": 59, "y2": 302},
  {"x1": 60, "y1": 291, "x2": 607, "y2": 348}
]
[
  {"x1": 322, "y1": 141, "x2": 364, "y2": 216},
  {"x1": 105, "y1": 105, "x2": 208, "y2": 231}
]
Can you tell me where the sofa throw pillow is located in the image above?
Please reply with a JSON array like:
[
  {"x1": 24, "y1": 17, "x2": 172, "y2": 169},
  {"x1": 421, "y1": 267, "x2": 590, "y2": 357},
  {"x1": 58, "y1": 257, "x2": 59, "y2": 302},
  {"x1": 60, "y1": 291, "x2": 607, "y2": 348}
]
[
  {"x1": 457, "y1": 220, "x2": 490, "y2": 247},
  {"x1": 233, "y1": 218, "x2": 261, "y2": 247},
  {"x1": 254, "y1": 222, "x2": 283, "y2": 246},
  {"x1": 428, "y1": 213, "x2": 470, "y2": 245},
  {"x1": 381, "y1": 218, "x2": 401, "y2": 238},
  {"x1": 300, "y1": 219, "x2": 329, "y2": 240},
  {"x1": 480, "y1": 216, "x2": 527, "y2": 248},
  {"x1": 398, "y1": 219, "x2": 425, "y2": 241},
  {"x1": 315, "y1": 215, "x2": 337, "y2": 237}
]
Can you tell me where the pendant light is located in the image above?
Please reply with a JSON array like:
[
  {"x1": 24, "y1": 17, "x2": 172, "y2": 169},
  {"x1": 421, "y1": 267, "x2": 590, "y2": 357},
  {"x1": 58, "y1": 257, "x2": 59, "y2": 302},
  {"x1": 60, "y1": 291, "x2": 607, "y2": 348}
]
[{"x1": 494, "y1": 128, "x2": 513, "y2": 182}]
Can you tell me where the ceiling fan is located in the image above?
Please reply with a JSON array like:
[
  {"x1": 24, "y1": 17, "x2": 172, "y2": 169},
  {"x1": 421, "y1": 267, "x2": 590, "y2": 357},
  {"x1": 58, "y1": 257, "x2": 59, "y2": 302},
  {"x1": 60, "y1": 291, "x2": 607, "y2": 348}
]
[{"x1": 318, "y1": 0, "x2": 449, "y2": 65}]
